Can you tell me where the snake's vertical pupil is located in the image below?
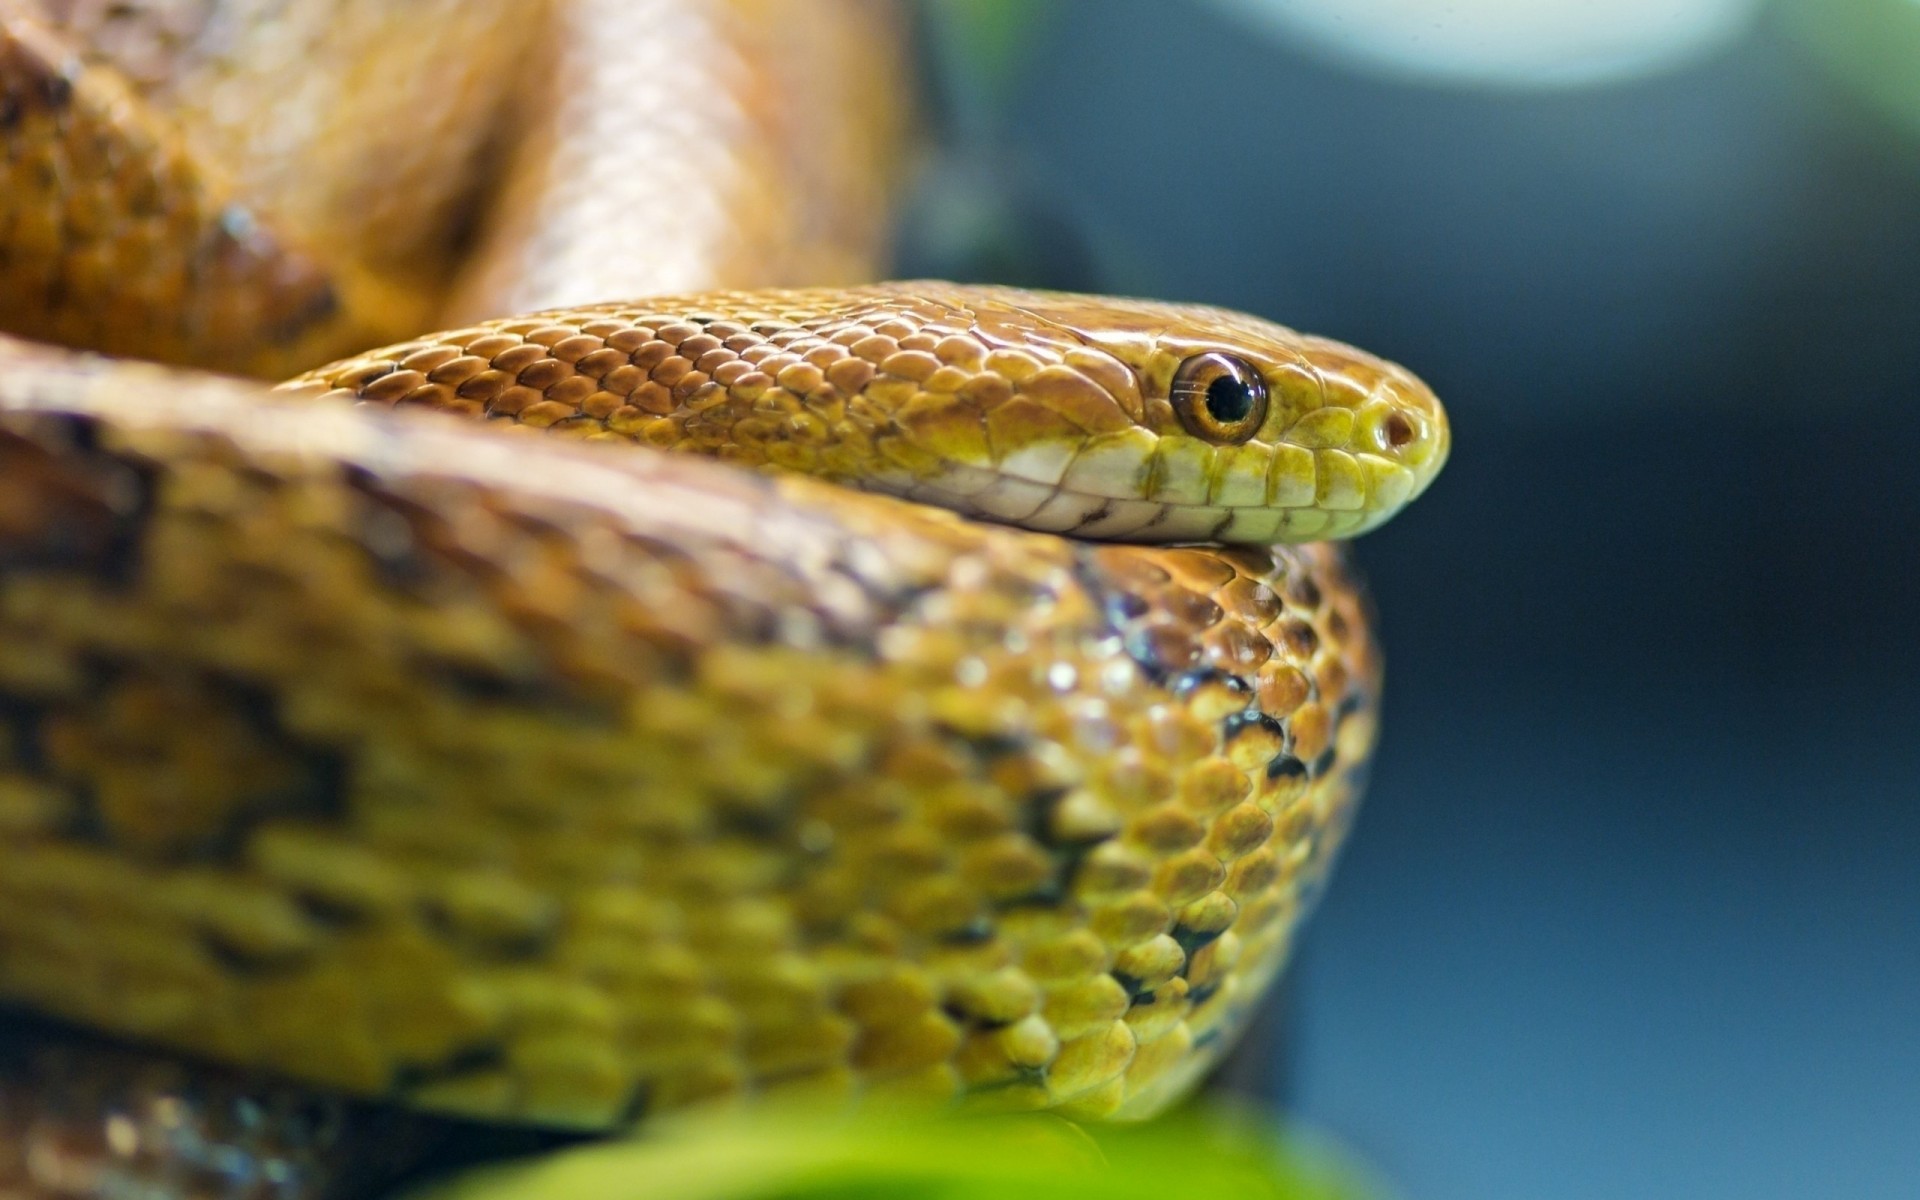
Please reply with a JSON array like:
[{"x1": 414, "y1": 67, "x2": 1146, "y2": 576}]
[
  {"x1": 1171, "y1": 353, "x2": 1268, "y2": 443},
  {"x1": 1206, "y1": 375, "x2": 1253, "y2": 424}
]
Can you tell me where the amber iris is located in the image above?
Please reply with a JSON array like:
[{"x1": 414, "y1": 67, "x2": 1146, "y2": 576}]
[{"x1": 1170, "y1": 352, "x2": 1268, "y2": 444}]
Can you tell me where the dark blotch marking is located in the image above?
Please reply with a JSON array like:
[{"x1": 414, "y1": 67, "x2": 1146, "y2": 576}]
[
  {"x1": 961, "y1": 1064, "x2": 1049, "y2": 1094},
  {"x1": 1222, "y1": 710, "x2": 1285, "y2": 743},
  {"x1": 1187, "y1": 981, "x2": 1221, "y2": 1007},
  {"x1": 1112, "y1": 971, "x2": 1156, "y2": 1002},
  {"x1": 1007, "y1": 787, "x2": 1113, "y2": 909},
  {"x1": 1171, "y1": 922, "x2": 1226, "y2": 958},
  {"x1": 426, "y1": 660, "x2": 599, "y2": 715},
  {"x1": 37, "y1": 64, "x2": 74, "y2": 109},
  {"x1": 340, "y1": 470, "x2": 618, "y2": 714},
  {"x1": 419, "y1": 900, "x2": 560, "y2": 964},
  {"x1": 995, "y1": 885, "x2": 1068, "y2": 913},
  {"x1": 0, "y1": 693, "x2": 49, "y2": 773},
  {"x1": 942, "y1": 1002, "x2": 1017, "y2": 1032},
  {"x1": 294, "y1": 892, "x2": 376, "y2": 931},
  {"x1": 431, "y1": 663, "x2": 546, "y2": 704},
  {"x1": 1280, "y1": 621, "x2": 1319, "y2": 656},
  {"x1": 938, "y1": 916, "x2": 995, "y2": 947},
  {"x1": 1267, "y1": 754, "x2": 1308, "y2": 782},
  {"x1": 198, "y1": 929, "x2": 314, "y2": 976},
  {"x1": 1171, "y1": 668, "x2": 1250, "y2": 701},
  {"x1": 1070, "y1": 545, "x2": 1167, "y2": 681},
  {"x1": 17, "y1": 665, "x2": 349, "y2": 865},
  {"x1": 1104, "y1": 590, "x2": 1149, "y2": 623},
  {"x1": 1023, "y1": 786, "x2": 1108, "y2": 849},
  {"x1": 0, "y1": 415, "x2": 157, "y2": 588},
  {"x1": 343, "y1": 467, "x2": 449, "y2": 592},
  {"x1": 713, "y1": 797, "x2": 800, "y2": 843},
  {"x1": 945, "y1": 730, "x2": 1035, "y2": 762},
  {"x1": 3, "y1": 33, "x2": 81, "y2": 122},
  {"x1": 197, "y1": 679, "x2": 350, "y2": 865},
  {"x1": 1310, "y1": 749, "x2": 1337, "y2": 778},
  {"x1": 1120, "y1": 626, "x2": 1169, "y2": 680},
  {"x1": 392, "y1": 1044, "x2": 508, "y2": 1095}
]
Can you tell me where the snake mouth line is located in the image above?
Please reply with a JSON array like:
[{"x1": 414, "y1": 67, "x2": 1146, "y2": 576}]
[{"x1": 891, "y1": 468, "x2": 1391, "y2": 543}]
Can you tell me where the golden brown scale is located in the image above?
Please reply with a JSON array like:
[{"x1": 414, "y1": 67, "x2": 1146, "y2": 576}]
[
  {"x1": 290, "y1": 283, "x2": 1446, "y2": 544},
  {"x1": 0, "y1": 3, "x2": 1446, "y2": 1195},
  {"x1": 0, "y1": 10, "x2": 378, "y2": 375},
  {"x1": 26, "y1": 0, "x2": 526, "y2": 286},
  {"x1": 0, "y1": 334, "x2": 1378, "y2": 1134},
  {"x1": 0, "y1": 0, "x2": 913, "y2": 375}
]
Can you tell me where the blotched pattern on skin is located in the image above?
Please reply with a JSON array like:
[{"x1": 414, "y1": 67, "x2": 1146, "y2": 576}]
[
  {"x1": 0, "y1": 334, "x2": 1380, "y2": 1134},
  {"x1": 0, "y1": 4, "x2": 1448, "y2": 1191},
  {"x1": 289, "y1": 283, "x2": 1448, "y2": 544}
]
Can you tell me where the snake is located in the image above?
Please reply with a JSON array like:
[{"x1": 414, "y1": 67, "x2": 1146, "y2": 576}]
[{"x1": 0, "y1": 3, "x2": 1449, "y2": 1197}]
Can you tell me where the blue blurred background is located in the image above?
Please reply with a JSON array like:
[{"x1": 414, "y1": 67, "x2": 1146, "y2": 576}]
[{"x1": 903, "y1": 1, "x2": 1919, "y2": 1196}]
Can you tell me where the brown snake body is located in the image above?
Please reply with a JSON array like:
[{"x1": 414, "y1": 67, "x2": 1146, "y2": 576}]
[{"x1": 0, "y1": 5, "x2": 1448, "y2": 1197}]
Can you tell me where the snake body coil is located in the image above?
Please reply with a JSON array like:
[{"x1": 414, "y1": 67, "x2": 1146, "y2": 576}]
[
  {"x1": 0, "y1": 279, "x2": 1443, "y2": 1122},
  {"x1": 0, "y1": 4, "x2": 1449, "y2": 1198}
]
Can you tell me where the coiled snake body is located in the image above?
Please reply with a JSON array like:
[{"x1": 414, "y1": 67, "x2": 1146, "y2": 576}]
[{"x1": 0, "y1": 4, "x2": 1448, "y2": 1196}]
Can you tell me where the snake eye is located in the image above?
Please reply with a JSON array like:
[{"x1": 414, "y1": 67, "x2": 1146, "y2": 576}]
[{"x1": 1171, "y1": 353, "x2": 1268, "y2": 444}]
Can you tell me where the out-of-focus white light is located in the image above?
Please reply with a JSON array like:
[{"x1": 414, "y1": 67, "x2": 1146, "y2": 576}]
[{"x1": 1202, "y1": 0, "x2": 1764, "y2": 88}]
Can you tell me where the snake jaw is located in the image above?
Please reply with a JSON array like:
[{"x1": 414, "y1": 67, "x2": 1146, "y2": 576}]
[
  {"x1": 863, "y1": 285, "x2": 1451, "y2": 545},
  {"x1": 0, "y1": 284, "x2": 1416, "y2": 1134},
  {"x1": 879, "y1": 353, "x2": 1448, "y2": 545}
]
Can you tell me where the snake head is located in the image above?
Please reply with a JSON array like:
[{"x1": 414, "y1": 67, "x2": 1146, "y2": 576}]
[{"x1": 877, "y1": 284, "x2": 1449, "y2": 544}]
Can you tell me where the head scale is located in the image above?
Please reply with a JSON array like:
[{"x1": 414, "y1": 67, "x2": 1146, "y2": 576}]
[{"x1": 871, "y1": 284, "x2": 1449, "y2": 544}]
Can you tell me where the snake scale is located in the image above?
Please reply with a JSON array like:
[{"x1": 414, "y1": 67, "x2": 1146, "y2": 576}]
[{"x1": 0, "y1": 3, "x2": 1449, "y2": 1197}]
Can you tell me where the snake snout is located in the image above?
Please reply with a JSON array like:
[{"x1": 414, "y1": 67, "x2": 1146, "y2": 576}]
[
  {"x1": 1364, "y1": 364, "x2": 1449, "y2": 480},
  {"x1": 856, "y1": 292, "x2": 1450, "y2": 547},
  {"x1": 1260, "y1": 341, "x2": 1450, "y2": 540}
]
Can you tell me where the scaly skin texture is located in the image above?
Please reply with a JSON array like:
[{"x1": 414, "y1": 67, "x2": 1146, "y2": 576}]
[
  {"x1": 444, "y1": 0, "x2": 912, "y2": 323},
  {"x1": 0, "y1": 0, "x2": 512, "y2": 373},
  {"x1": 0, "y1": 315, "x2": 1388, "y2": 1133},
  {"x1": 290, "y1": 284, "x2": 1448, "y2": 543},
  {"x1": 21, "y1": 0, "x2": 525, "y2": 288},
  {"x1": 0, "y1": 5, "x2": 1450, "y2": 1197},
  {"x1": 0, "y1": 0, "x2": 911, "y2": 375}
]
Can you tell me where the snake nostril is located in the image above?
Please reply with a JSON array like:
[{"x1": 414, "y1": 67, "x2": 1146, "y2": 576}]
[{"x1": 1383, "y1": 411, "x2": 1416, "y2": 449}]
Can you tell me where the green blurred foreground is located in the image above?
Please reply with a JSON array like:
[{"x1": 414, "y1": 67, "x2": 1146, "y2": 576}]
[{"x1": 409, "y1": 1105, "x2": 1378, "y2": 1200}]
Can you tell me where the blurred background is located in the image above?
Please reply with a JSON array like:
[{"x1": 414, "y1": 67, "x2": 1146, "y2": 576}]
[{"x1": 899, "y1": 1, "x2": 1918, "y2": 1196}]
